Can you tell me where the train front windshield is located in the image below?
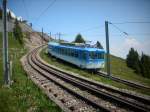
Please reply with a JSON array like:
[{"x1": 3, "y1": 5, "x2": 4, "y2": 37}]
[{"x1": 89, "y1": 51, "x2": 104, "y2": 59}]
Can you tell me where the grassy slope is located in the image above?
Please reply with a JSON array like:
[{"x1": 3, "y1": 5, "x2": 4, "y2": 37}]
[
  {"x1": 110, "y1": 55, "x2": 150, "y2": 86},
  {"x1": 0, "y1": 33, "x2": 62, "y2": 112},
  {"x1": 40, "y1": 48, "x2": 150, "y2": 95}
]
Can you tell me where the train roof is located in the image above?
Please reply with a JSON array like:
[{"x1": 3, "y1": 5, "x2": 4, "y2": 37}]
[{"x1": 48, "y1": 42, "x2": 105, "y2": 52}]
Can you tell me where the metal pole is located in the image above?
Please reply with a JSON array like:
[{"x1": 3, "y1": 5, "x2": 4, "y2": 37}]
[
  {"x1": 42, "y1": 28, "x2": 43, "y2": 44},
  {"x1": 55, "y1": 34, "x2": 56, "y2": 41},
  {"x1": 49, "y1": 32, "x2": 51, "y2": 41},
  {"x1": 105, "y1": 21, "x2": 111, "y2": 76},
  {"x1": 3, "y1": 0, "x2": 10, "y2": 85},
  {"x1": 9, "y1": 61, "x2": 12, "y2": 85},
  {"x1": 58, "y1": 32, "x2": 60, "y2": 42}
]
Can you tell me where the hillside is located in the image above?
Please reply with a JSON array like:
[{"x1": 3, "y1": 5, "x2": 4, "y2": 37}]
[
  {"x1": 109, "y1": 55, "x2": 150, "y2": 86},
  {"x1": 0, "y1": 20, "x2": 33, "y2": 32}
]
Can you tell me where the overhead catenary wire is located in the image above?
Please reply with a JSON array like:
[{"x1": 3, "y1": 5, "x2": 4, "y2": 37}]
[
  {"x1": 64, "y1": 24, "x2": 105, "y2": 36},
  {"x1": 109, "y1": 22, "x2": 129, "y2": 36},
  {"x1": 62, "y1": 21, "x2": 149, "y2": 37},
  {"x1": 111, "y1": 21, "x2": 150, "y2": 24},
  {"x1": 78, "y1": 25, "x2": 105, "y2": 33},
  {"x1": 33, "y1": 0, "x2": 56, "y2": 26}
]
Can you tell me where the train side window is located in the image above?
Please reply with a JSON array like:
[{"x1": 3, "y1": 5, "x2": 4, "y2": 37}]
[
  {"x1": 73, "y1": 50, "x2": 75, "y2": 57},
  {"x1": 62, "y1": 48, "x2": 64, "y2": 54},
  {"x1": 63, "y1": 48, "x2": 65, "y2": 54},
  {"x1": 74, "y1": 50, "x2": 78, "y2": 57},
  {"x1": 57, "y1": 47, "x2": 59, "y2": 53},
  {"x1": 60, "y1": 48, "x2": 62, "y2": 54},
  {"x1": 70, "y1": 49, "x2": 74, "y2": 57},
  {"x1": 98, "y1": 53, "x2": 104, "y2": 59},
  {"x1": 66, "y1": 48, "x2": 67, "y2": 55},
  {"x1": 52, "y1": 47, "x2": 55, "y2": 51},
  {"x1": 90, "y1": 52, "x2": 95, "y2": 59},
  {"x1": 58, "y1": 47, "x2": 60, "y2": 54},
  {"x1": 67, "y1": 48, "x2": 70, "y2": 56},
  {"x1": 81, "y1": 51, "x2": 86, "y2": 59},
  {"x1": 101, "y1": 53, "x2": 104, "y2": 59},
  {"x1": 65, "y1": 48, "x2": 67, "y2": 55},
  {"x1": 55, "y1": 47, "x2": 57, "y2": 52},
  {"x1": 67, "y1": 48, "x2": 69, "y2": 56},
  {"x1": 68, "y1": 48, "x2": 70, "y2": 56}
]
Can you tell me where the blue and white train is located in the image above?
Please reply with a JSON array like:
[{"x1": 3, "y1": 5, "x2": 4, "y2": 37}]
[{"x1": 48, "y1": 42, "x2": 105, "y2": 70}]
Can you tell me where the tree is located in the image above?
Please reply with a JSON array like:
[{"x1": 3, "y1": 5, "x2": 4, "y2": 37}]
[
  {"x1": 126, "y1": 48, "x2": 150, "y2": 78},
  {"x1": 134, "y1": 50, "x2": 141, "y2": 73},
  {"x1": 13, "y1": 19, "x2": 23, "y2": 44},
  {"x1": 126, "y1": 48, "x2": 135, "y2": 68},
  {"x1": 140, "y1": 53, "x2": 150, "y2": 78},
  {"x1": 74, "y1": 34, "x2": 85, "y2": 43},
  {"x1": 126, "y1": 48, "x2": 140, "y2": 73},
  {"x1": 96, "y1": 41, "x2": 103, "y2": 49}
]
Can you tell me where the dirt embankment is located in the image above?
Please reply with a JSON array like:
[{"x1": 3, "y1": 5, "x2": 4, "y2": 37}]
[{"x1": 24, "y1": 32, "x2": 47, "y2": 51}]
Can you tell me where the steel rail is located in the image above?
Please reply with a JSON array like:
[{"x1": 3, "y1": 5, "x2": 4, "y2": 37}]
[
  {"x1": 27, "y1": 47, "x2": 110, "y2": 112},
  {"x1": 97, "y1": 71, "x2": 150, "y2": 90}
]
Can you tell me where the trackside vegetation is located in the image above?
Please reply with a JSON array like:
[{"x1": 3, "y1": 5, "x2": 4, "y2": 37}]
[{"x1": 0, "y1": 32, "x2": 62, "y2": 112}]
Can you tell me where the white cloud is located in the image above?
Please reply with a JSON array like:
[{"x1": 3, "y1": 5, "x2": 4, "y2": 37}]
[
  {"x1": 110, "y1": 37, "x2": 150, "y2": 58},
  {"x1": 124, "y1": 37, "x2": 140, "y2": 48}
]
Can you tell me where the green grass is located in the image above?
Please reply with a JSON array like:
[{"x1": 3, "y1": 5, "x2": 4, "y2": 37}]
[
  {"x1": 109, "y1": 55, "x2": 150, "y2": 86},
  {"x1": 0, "y1": 33, "x2": 62, "y2": 112},
  {"x1": 40, "y1": 48, "x2": 150, "y2": 96}
]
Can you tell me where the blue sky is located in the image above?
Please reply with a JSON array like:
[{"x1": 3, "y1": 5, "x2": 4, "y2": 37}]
[{"x1": 1, "y1": 0, "x2": 150, "y2": 58}]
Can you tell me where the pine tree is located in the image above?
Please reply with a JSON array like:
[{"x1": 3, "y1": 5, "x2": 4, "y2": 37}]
[
  {"x1": 134, "y1": 50, "x2": 141, "y2": 73},
  {"x1": 74, "y1": 34, "x2": 85, "y2": 43},
  {"x1": 96, "y1": 41, "x2": 103, "y2": 49},
  {"x1": 126, "y1": 48, "x2": 135, "y2": 68},
  {"x1": 126, "y1": 48, "x2": 140, "y2": 73},
  {"x1": 140, "y1": 53, "x2": 150, "y2": 78}
]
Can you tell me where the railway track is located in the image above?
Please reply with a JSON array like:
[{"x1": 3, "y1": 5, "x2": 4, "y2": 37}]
[
  {"x1": 97, "y1": 71, "x2": 150, "y2": 90},
  {"x1": 25, "y1": 45, "x2": 150, "y2": 112}
]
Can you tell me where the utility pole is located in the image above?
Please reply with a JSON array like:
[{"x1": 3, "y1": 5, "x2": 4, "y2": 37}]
[
  {"x1": 105, "y1": 21, "x2": 111, "y2": 76},
  {"x1": 58, "y1": 32, "x2": 61, "y2": 43},
  {"x1": 55, "y1": 33, "x2": 56, "y2": 41},
  {"x1": 42, "y1": 28, "x2": 43, "y2": 44},
  {"x1": 3, "y1": 0, "x2": 10, "y2": 85},
  {"x1": 49, "y1": 32, "x2": 51, "y2": 41}
]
